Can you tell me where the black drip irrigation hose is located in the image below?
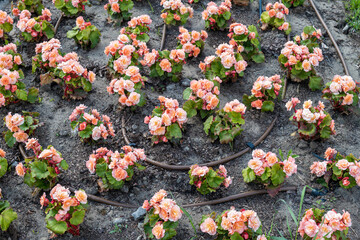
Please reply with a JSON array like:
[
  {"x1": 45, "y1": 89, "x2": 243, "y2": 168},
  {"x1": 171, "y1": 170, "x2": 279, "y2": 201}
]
[
  {"x1": 122, "y1": 116, "x2": 277, "y2": 171},
  {"x1": 308, "y1": 0, "x2": 350, "y2": 76}
]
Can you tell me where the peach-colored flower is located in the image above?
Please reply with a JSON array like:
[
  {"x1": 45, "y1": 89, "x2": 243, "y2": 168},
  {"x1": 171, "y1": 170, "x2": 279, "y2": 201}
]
[
  {"x1": 342, "y1": 93, "x2": 353, "y2": 105},
  {"x1": 310, "y1": 161, "x2": 327, "y2": 177},
  {"x1": 150, "y1": 189, "x2": 167, "y2": 205},
  {"x1": 336, "y1": 159, "x2": 350, "y2": 170},
  {"x1": 265, "y1": 152, "x2": 278, "y2": 166},
  {"x1": 15, "y1": 162, "x2": 25, "y2": 177},
  {"x1": 191, "y1": 165, "x2": 209, "y2": 177},
  {"x1": 40, "y1": 192, "x2": 49, "y2": 209},
  {"x1": 75, "y1": 190, "x2": 87, "y2": 204},
  {"x1": 251, "y1": 99, "x2": 263, "y2": 109},
  {"x1": 0, "y1": 149, "x2": 5, "y2": 158},
  {"x1": 248, "y1": 159, "x2": 263, "y2": 170},
  {"x1": 13, "y1": 130, "x2": 28, "y2": 142},
  {"x1": 302, "y1": 60, "x2": 312, "y2": 72},
  {"x1": 152, "y1": 222, "x2": 165, "y2": 240},
  {"x1": 252, "y1": 149, "x2": 265, "y2": 159},
  {"x1": 324, "y1": 147, "x2": 337, "y2": 160},
  {"x1": 159, "y1": 59, "x2": 172, "y2": 72},
  {"x1": 92, "y1": 126, "x2": 102, "y2": 140},
  {"x1": 112, "y1": 167, "x2": 128, "y2": 181},
  {"x1": 304, "y1": 219, "x2": 318, "y2": 237},
  {"x1": 169, "y1": 205, "x2": 182, "y2": 222},
  {"x1": 200, "y1": 217, "x2": 217, "y2": 235}
]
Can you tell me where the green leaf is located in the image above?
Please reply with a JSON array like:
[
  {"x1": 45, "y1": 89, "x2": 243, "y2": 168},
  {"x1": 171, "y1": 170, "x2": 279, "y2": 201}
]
[
  {"x1": 183, "y1": 87, "x2": 192, "y2": 100},
  {"x1": 89, "y1": 31, "x2": 101, "y2": 49},
  {"x1": 320, "y1": 126, "x2": 332, "y2": 139},
  {"x1": 43, "y1": 25, "x2": 55, "y2": 39},
  {"x1": 95, "y1": 163, "x2": 107, "y2": 178},
  {"x1": 79, "y1": 125, "x2": 92, "y2": 139},
  {"x1": 261, "y1": 167, "x2": 271, "y2": 181},
  {"x1": 261, "y1": 11, "x2": 270, "y2": 23},
  {"x1": 203, "y1": 116, "x2": 213, "y2": 135},
  {"x1": 67, "y1": 29, "x2": 79, "y2": 38},
  {"x1": 319, "y1": 114, "x2": 332, "y2": 128},
  {"x1": 219, "y1": 130, "x2": 233, "y2": 144},
  {"x1": 230, "y1": 232, "x2": 244, "y2": 240},
  {"x1": 223, "y1": 11, "x2": 231, "y2": 20},
  {"x1": 4, "y1": 131, "x2": 16, "y2": 148},
  {"x1": 303, "y1": 26, "x2": 316, "y2": 35},
  {"x1": 15, "y1": 89, "x2": 28, "y2": 101},
  {"x1": 271, "y1": 163, "x2": 286, "y2": 186},
  {"x1": 81, "y1": 78, "x2": 92, "y2": 92},
  {"x1": 0, "y1": 208, "x2": 18, "y2": 231},
  {"x1": 166, "y1": 124, "x2": 182, "y2": 140},
  {"x1": 229, "y1": 112, "x2": 245, "y2": 124},
  {"x1": 0, "y1": 201, "x2": 10, "y2": 213},
  {"x1": 242, "y1": 167, "x2": 256, "y2": 183},
  {"x1": 69, "y1": 210, "x2": 85, "y2": 225},
  {"x1": 252, "y1": 52, "x2": 265, "y2": 63},
  {"x1": 46, "y1": 218, "x2": 67, "y2": 235},
  {"x1": 182, "y1": 100, "x2": 197, "y2": 118},
  {"x1": 27, "y1": 88, "x2": 39, "y2": 104},
  {"x1": 60, "y1": 160, "x2": 69, "y2": 170},
  {"x1": 0, "y1": 158, "x2": 8, "y2": 178},
  {"x1": 31, "y1": 161, "x2": 50, "y2": 179},
  {"x1": 309, "y1": 76, "x2": 323, "y2": 91},
  {"x1": 298, "y1": 124, "x2": 316, "y2": 136},
  {"x1": 261, "y1": 101, "x2": 275, "y2": 112},
  {"x1": 34, "y1": 23, "x2": 41, "y2": 32}
]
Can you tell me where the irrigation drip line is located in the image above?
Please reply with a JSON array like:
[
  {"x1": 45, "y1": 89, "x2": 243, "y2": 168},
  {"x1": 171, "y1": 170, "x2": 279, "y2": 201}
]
[
  {"x1": 160, "y1": 24, "x2": 167, "y2": 51},
  {"x1": 54, "y1": 13, "x2": 64, "y2": 35},
  {"x1": 308, "y1": 0, "x2": 350, "y2": 76},
  {"x1": 121, "y1": 116, "x2": 277, "y2": 171}
]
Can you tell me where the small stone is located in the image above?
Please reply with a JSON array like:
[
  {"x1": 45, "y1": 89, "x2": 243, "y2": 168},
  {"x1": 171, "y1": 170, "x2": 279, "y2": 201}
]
[
  {"x1": 342, "y1": 24, "x2": 350, "y2": 34},
  {"x1": 132, "y1": 207, "x2": 147, "y2": 220},
  {"x1": 113, "y1": 218, "x2": 126, "y2": 225},
  {"x1": 58, "y1": 130, "x2": 69, "y2": 137},
  {"x1": 120, "y1": 185, "x2": 129, "y2": 193},
  {"x1": 181, "y1": 78, "x2": 191, "y2": 87},
  {"x1": 11, "y1": 161, "x2": 18, "y2": 168},
  {"x1": 132, "y1": 124, "x2": 138, "y2": 130}
]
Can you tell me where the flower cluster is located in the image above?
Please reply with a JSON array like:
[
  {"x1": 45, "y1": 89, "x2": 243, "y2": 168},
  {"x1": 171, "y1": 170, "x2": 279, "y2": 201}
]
[
  {"x1": 33, "y1": 39, "x2": 96, "y2": 98},
  {"x1": 86, "y1": 146, "x2": 146, "y2": 190},
  {"x1": 42, "y1": 184, "x2": 88, "y2": 235},
  {"x1": 123, "y1": 15, "x2": 152, "y2": 42},
  {"x1": 282, "y1": 0, "x2": 305, "y2": 8},
  {"x1": 107, "y1": 66, "x2": 146, "y2": 107},
  {"x1": 0, "y1": 191, "x2": 18, "y2": 231},
  {"x1": 16, "y1": 9, "x2": 54, "y2": 42},
  {"x1": 199, "y1": 43, "x2": 247, "y2": 82},
  {"x1": 13, "y1": 0, "x2": 45, "y2": 16},
  {"x1": 160, "y1": 0, "x2": 194, "y2": 26},
  {"x1": 243, "y1": 149, "x2": 298, "y2": 190},
  {"x1": 3, "y1": 111, "x2": 41, "y2": 148},
  {"x1": 294, "y1": 26, "x2": 322, "y2": 51},
  {"x1": 16, "y1": 138, "x2": 69, "y2": 190},
  {"x1": 200, "y1": 207, "x2": 264, "y2": 239},
  {"x1": 69, "y1": 105, "x2": 115, "y2": 142},
  {"x1": 298, "y1": 209, "x2": 351, "y2": 239},
  {"x1": 261, "y1": 2, "x2": 291, "y2": 35},
  {"x1": 0, "y1": 43, "x2": 22, "y2": 71},
  {"x1": 204, "y1": 99, "x2": 246, "y2": 145},
  {"x1": 279, "y1": 41, "x2": 324, "y2": 90},
  {"x1": 182, "y1": 78, "x2": 220, "y2": 119},
  {"x1": 286, "y1": 98, "x2": 336, "y2": 139},
  {"x1": 104, "y1": 0, "x2": 134, "y2": 23},
  {"x1": 228, "y1": 23, "x2": 265, "y2": 63},
  {"x1": 189, "y1": 164, "x2": 232, "y2": 195},
  {"x1": 53, "y1": 0, "x2": 89, "y2": 16},
  {"x1": 142, "y1": 189, "x2": 183, "y2": 239},
  {"x1": 0, "y1": 149, "x2": 7, "y2": 178},
  {"x1": 104, "y1": 32, "x2": 149, "y2": 77},
  {"x1": 144, "y1": 96, "x2": 187, "y2": 144},
  {"x1": 202, "y1": 0, "x2": 232, "y2": 30},
  {"x1": 0, "y1": 10, "x2": 13, "y2": 39},
  {"x1": 177, "y1": 27, "x2": 208, "y2": 59},
  {"x1": 311, "y1": 147, "x2": 360, "y2": 189},
  {"x1": 66, "y1": 16, "x2": 101, "y2": 49},
  {"x1": 322, "y1": 75, "x2": 359, "y2": 111},
  {"x1": 243, "y1": 75, "x2": 282, "y2": 112},
  {"x1": 143, "y1": 49, "x2": 185, "y2": 82}
]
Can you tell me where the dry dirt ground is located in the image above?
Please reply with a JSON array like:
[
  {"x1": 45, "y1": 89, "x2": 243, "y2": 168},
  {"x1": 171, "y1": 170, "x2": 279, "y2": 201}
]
[{"x1": 1, "y1": 0, "x2": 360, "y2": 239}]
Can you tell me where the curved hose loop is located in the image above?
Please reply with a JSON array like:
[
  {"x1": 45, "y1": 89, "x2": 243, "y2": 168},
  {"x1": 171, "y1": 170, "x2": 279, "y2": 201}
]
[
  {"x1": 122, "y1": 116, "x2": 277, "y2": 171},
  {"x1": 308, "y1": 0, "x2": 350, "y2": 76}
]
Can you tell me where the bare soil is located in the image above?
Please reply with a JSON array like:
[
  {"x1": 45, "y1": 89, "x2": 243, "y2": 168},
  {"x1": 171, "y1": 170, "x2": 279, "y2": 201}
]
[{"x1": 0, "y1": 0, "x2": 360, "y2": 239}]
